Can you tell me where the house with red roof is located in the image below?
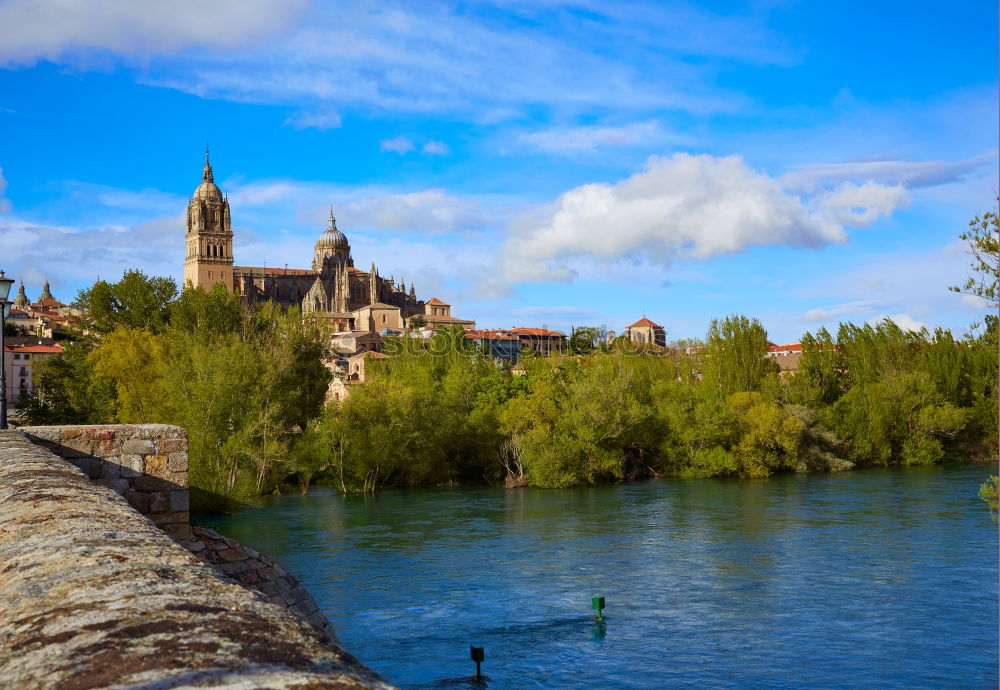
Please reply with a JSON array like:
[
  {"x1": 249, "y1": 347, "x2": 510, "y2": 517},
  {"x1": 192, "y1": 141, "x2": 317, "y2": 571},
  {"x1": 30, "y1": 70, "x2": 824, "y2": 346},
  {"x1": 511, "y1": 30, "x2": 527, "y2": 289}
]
[
  {"x1": 3, "y1": 342, "x2": 63, "y2": 407},
  {"x1": 507, "y1": 327, "x2": 567, "y2": 356},
  {"x1": 625, "y1": 317, "x2": 667, "y2": 347}
]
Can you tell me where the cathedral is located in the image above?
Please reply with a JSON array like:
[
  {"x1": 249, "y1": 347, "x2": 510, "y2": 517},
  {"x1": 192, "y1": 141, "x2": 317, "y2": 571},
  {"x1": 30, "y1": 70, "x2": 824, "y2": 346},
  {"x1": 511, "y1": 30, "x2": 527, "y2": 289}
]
[{"x1": 183, "y1": 152, "x2": 436, "y2": 333}]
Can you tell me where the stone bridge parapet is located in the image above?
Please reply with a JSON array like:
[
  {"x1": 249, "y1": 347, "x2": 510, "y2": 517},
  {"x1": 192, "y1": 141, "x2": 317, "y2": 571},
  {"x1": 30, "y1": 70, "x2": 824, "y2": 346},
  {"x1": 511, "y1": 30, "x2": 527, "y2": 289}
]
[{"x1": 0, "y1": 428, "x2": 391, "y2": 689}]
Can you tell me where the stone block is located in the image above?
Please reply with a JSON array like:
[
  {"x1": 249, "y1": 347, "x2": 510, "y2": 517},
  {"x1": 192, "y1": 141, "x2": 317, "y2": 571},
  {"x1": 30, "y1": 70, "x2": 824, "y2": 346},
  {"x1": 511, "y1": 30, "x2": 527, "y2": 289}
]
[
  {"x1": 159, "y1": 439, "x2": 189, "y2": 453},
  {"x1": 97, "y1": 478, "x2": 129, "y2": 494},
  {"x1": 124, "y1": 491, "x2": 149, "y2": 513},
  {"x1": 61, "y1": 428, "x2": 83, "y2": 440},
  {"x1": 145, "y1": 455, "x2": 169, "y2": 478},
  {"x1": 164, "y1": 523, "x2": 193, "y2": 541},
  {"x1": 132, "y1": 475, "x2": 174, "y2": 492},
  {"x1": 84, "y1": 428, "x2": 115, "y2": 441},
  {"x1": 221, "y1": 560, "x2": 250, "y2": 576},
  {"x1": 61, "y1": 439, "x2": 96, "y2": 458},
  {"x1": 121, "y1": 439, "x2": 155, "y2": 455},
  {"x1": 117, "y1": 454, "x2": 144, "y2": 478},
  {"x1": 216, "y1": 548, "x2": 247, "y2": 562},
  {"x1": 148, "y1": 491, "x2": 170, "y2": 512},
  {"x1": 167, "y1": 453, "x2": 188, "y2": 472},
  {"x1": 168, "y1": 490, "x2": 189, "y2": 512},
  {"x1": 147, "y1": 511, "x2": 189, "y2": 525},
  {"x1": 186, "y1": 540, "x2": 206, "y2": 553},
  {"x1": 166, "y1": 470, "x2": 189, "y2": 488},
  {"x1": 98, "y1": 459, "x2": 121, "y2": 479}
]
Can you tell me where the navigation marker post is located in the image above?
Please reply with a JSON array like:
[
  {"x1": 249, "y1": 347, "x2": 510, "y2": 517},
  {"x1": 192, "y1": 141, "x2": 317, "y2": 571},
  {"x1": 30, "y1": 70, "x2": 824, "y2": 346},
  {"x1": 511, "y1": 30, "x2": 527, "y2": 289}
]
[
  {"x1": 592, "y1": 596, "x2": 606, "y2": 621},
  {"x1": 470, "y1": 645, "x2": 485, "y2": 681}
]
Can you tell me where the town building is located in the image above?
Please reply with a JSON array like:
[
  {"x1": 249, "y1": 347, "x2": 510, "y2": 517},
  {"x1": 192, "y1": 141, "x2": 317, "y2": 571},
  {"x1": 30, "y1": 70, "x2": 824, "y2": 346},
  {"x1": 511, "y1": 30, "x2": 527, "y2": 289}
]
[
  {"x1": 2, "y1": 342, "x2": 63, "y2": 406},
  {"x1": 5, "y1": 280, "x2": 81, "y2": 338},
  {"x1": 463, "y1": 330, "x2": 521, "y2": 363},
  {"x1": 625, "y1": 317, "x2": 667, "y2": 347},
  {"x1": 182, "y1": 151, "x2": 472, "y2": 343},
  {"x1": 508, "y1": 328, "x2": 567, "y2": 356}
]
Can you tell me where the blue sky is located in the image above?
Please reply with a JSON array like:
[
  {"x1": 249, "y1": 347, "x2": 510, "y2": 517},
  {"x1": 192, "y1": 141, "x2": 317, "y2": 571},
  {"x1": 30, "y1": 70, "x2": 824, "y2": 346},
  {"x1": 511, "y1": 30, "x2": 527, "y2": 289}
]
[{"x1": 0, "y1": 0, "x2": 995, "y2": 342}]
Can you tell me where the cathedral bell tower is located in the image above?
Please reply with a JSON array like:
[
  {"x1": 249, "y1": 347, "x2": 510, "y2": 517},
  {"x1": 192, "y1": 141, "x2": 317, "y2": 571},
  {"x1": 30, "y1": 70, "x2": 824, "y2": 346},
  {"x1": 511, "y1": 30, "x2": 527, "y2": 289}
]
[{"x1": 184, "y1": 149, "x2": 234, "y2": 290}]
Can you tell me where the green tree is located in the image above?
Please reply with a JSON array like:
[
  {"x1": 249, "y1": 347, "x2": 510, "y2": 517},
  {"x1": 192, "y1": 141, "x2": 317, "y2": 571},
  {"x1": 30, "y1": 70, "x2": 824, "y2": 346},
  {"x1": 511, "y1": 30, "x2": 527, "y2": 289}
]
[
  {"x1": 75, "y1": 270, "x2": 178, "y2": 334},
  {"x1": 979, "y1": 476, "x2": 998, "y2": 519},
  {"x1": 701, "y1": 314, "x2": 776, "y2": 395},
  {"x1": 950, "y1": 210, "x2": 998, "y2": 307}
]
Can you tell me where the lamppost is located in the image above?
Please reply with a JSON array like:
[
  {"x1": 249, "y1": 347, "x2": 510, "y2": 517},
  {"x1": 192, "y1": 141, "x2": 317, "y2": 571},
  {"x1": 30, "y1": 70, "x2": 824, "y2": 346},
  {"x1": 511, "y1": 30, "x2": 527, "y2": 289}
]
[{"x1": 0, "y1": 270, "x2": 14, "y2": 430}]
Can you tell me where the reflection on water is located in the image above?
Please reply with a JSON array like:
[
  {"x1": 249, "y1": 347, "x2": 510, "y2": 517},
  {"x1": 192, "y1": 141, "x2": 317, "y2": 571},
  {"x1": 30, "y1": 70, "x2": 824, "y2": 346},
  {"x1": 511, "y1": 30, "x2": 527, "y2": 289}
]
[{"x1": 198, "y1": 464, "x2": 998, "y2": 689}]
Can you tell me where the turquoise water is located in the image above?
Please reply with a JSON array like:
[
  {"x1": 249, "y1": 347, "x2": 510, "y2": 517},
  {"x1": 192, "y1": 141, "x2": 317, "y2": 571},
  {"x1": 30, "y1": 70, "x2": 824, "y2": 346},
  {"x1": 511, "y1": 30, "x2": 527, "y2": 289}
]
[{"x1": 198, "y1": 465, "x2": 998, "y2": 688}]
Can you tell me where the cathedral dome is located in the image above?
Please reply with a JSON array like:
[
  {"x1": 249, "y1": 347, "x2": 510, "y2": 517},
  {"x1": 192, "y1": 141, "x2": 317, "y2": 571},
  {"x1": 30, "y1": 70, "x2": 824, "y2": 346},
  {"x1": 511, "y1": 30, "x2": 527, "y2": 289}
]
[
  {"x1": 193, "y1": 150, "x2": 223, "y2": 201},
  {"x1": 316, "y1": 208, "x2": 348, "y2": 247}
]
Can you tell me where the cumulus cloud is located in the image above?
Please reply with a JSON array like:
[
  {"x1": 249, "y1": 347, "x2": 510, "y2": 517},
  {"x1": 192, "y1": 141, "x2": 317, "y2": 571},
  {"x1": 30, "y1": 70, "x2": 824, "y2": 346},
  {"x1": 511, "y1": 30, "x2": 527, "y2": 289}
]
[
  {"x1": 283, "y1": 107, "x2": 342, "y2": 131},
  {"x1": 817, "y1": 181, "x2": 910, "y2": 227},
  {"x1": 782, "y1": 152, "x2": 995, "y2": 192},
  {"x1": 380, "y1": 137, "x2": 415, "y2": 154},
  {"x1": 870, "y1": 313, "x2": 929, "y2": 333},
  {"x1": 498, "y1": 153, "x2": 908, "y2": 284},
  {"x1": 422, "y1": 141, "x2": 450, "y2": 156},
  {"x1": 0, "y1": 0, "x2": 306, "y2": 66},
  {"x1": 0, "y1": 215, "x2": 184, "y2": 289},
  {"x1": 344, "y1": 190, "x2": 488, "y2": 234},
  {"x1": 517, "y1": 121, "x2": 682, "y2": 153}
]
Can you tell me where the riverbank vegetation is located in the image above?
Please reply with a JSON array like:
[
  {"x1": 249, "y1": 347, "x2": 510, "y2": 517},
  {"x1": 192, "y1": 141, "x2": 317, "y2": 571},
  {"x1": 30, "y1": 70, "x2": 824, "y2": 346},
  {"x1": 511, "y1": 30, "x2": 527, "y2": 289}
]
[
  {"x1": 299, "y1": 315, "x2": 996, "y2": 492},
  {"x1": 19, "y1": 203, "x2": 999, "y2": 501}
]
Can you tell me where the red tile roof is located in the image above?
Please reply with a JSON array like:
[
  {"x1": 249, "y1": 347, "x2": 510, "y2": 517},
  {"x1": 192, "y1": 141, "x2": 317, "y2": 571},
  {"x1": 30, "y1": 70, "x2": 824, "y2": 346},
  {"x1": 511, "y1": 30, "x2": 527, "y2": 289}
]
[
  {"x1": 32, "y1": 298, "x2": 66, "y2": 309},
  {"x1": 235, "y1": 265, "x2": 317, "y2": 276},
  {"x1": 509, "y1": 328, "x2": 566, "y2": 338},
  {"x1": 629, "y1": 317, "x2": 663, "y2": 329},
  {"x1": 4, "y1": 344, "x2": 63, "y2": 354},
  {"x1": 768, "y1": 343, "x2": 803, "y2": 353},
  {"x1": 464, "y1": 330, "x2": 519, "y2": 341},
  {"x1": 426, "y1": 297, "x2": 449, "y2": 306}
]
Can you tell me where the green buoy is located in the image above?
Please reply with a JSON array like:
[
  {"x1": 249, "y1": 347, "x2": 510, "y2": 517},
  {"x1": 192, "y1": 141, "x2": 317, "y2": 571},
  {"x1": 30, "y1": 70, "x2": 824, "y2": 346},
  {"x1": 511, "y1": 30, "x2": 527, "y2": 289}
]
[{"x1": 592, "y1": 596, "x2": 606, "y2": 621}]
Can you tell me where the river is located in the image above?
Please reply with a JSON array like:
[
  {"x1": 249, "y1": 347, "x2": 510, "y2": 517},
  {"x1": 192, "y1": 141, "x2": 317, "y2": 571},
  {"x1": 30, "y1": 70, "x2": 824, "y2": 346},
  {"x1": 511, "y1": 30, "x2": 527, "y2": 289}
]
[{"x1": 197, "y1": 463, "x2": 998, "y2": 689}]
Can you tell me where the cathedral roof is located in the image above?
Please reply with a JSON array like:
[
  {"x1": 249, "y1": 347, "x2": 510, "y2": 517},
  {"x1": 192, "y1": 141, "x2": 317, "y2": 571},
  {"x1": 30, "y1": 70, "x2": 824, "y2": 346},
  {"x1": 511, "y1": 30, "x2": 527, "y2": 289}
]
[
  {"x1": 193, "y1": 150, "x2": 224, "y2": 202},
  {"x1": 316, "y1": 208, "x2": 348, "y2": 247},
  {"x1": 628, "y1": 317, "x2": 663, "y2": 329}
]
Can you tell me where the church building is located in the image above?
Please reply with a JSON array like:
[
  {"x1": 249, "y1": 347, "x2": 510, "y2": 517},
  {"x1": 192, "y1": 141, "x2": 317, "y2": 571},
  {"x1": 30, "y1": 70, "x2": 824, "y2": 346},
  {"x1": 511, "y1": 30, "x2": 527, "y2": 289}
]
[{"x1": 182, "y1": 152, "x2": 450, "y2": 333}]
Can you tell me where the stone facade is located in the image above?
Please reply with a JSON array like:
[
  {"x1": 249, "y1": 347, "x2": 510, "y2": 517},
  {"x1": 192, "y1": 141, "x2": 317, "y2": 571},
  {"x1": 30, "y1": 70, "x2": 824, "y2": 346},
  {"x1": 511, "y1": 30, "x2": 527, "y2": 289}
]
[
  {"x1": 625, "y1": 317, "x2": 667, "y2": 347},
  {"x1": 21, "y1": 424, "x2": 191, "y2": 541},
  {"x1": 0, "y1": 429, "x2": 391, "y2": 689},
  {"x1": 184, "y1": 153, "x2": 424, "y2": 331}
]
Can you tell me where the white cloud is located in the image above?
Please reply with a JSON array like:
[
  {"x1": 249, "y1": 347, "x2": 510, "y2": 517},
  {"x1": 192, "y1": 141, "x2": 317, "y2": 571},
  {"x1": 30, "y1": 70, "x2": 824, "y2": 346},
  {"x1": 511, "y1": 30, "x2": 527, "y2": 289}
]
[
  {"x1": 517, "y1": 121, "x2": 683, "y2": 154},
  {"x1": 0, "y1": 215, "x2": 184, "y2": 291},
  {"x1": 134, "y1": 2, "x2": 772, "y2": 123},
  {"x1": 782, "y1": 152, "x2": 995, "y2": 192},
  {"x1": 960, "y1": 293, "x2": 991, "y2": 308},
  {"x1": 0, "y1": 0, "x2": 306, "y2": 66},
  {"x1": 380, "y1": 137, "x2": 415, "y2": 154},
  {"x1": 283, "y1": 107, "x2": 342, "y2": 130},
  {"x1": 498, "y1": 153, "x2": 907, "y2": 284},
  {"x1": 870, "y1": 313, "x2": 930, "y2": 333},
  {"x1": 422, "y1": 141, "x2": 450, "y2": 156},
  {"x1": 817, "y1": 182, "x2": 910, "y2": 227},
  {"x1": 801, "y1": 299, "x2": 884, "y2": 322},
  {"x1": 345, "y1": 190, "x2": 488, "y2": 234}
]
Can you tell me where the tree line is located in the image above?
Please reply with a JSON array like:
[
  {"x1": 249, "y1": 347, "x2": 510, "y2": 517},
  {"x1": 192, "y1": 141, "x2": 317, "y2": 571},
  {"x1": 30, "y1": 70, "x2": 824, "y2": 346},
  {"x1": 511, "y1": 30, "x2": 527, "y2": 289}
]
[{"x1": 19, "y1": 220, "x2": 998, "y2": 504}]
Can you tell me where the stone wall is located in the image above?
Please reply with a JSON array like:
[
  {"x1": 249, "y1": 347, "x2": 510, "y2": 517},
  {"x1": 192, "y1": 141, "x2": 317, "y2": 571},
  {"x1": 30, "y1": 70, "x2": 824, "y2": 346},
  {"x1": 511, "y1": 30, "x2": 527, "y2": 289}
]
[
  {"x1": 186, "y1": 525, "x2": 340, "y2": 646},
  {"x1": 21, "y1": 424, "x2": 190, "y2": 541},
  {"x1": 0, "y1": 429, "x2": 392, "y2": 689},
  {"x1": 20, "y1": 424, "x2": 343, "y2": 648}
]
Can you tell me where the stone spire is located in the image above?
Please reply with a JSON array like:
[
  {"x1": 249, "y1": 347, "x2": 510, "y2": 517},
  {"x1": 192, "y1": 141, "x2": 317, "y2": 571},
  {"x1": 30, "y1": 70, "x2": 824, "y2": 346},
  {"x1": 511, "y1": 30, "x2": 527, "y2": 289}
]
[
  {"x1": 39, "y1": 279, "x2": 53, "y2": 302},
  {"x1": 369, "y1": 262, "x2": 377, "y2": 305},
  {"x1": 12, "y1": 280, "x2": 29, "y2": 310},
  {"x1": 203, "y1": 147, "x2": 214, "y2": 183},
  {"x1": 409, "y1": 284, "x2": 416, "y2": 300}
]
